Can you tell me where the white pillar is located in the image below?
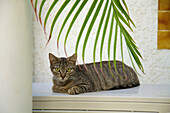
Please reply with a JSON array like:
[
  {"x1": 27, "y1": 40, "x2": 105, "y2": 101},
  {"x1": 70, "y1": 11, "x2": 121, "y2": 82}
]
[{"x1": 0, "y1": 0, "x2": 32, "y2": 113}]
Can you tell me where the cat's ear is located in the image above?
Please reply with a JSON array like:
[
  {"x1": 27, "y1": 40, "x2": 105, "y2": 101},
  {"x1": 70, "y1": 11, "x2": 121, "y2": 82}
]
[
  {"x1": 68, "y1": 53, "x2": 77, "y2": 63},
  {"x1": 49, "y1": 53, "x2": 60, "y2": 64}
]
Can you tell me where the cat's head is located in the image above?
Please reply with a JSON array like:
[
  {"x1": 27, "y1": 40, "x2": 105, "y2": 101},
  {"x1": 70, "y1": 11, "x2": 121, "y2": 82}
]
[{"x1": 49, "y1": 53, "x2": 77, "y2": 82}]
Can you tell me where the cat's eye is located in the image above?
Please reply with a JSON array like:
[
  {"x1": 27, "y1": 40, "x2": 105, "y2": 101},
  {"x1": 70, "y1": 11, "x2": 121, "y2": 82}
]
[
  {"x1": 55, "y1": 68, "x2": 60, "y2": 72},
  {"x1": 66, "y1": 68, "x2": 71, "y2": 72}
]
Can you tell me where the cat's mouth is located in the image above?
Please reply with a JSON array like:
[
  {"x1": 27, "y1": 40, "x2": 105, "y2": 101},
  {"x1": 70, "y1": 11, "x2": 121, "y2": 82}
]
[{"x1": 59, "y1": 77, "x2": 68, "y2": 82}]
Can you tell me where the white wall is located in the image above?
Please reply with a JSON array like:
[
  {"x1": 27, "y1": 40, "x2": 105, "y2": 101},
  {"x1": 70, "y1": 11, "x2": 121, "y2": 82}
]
[
  {"x1": 0, "y1": 0, "x2": 32, "y2": 113},
  {"x1": 32, "y1": 0, "x2": 170, "y2": 84}
]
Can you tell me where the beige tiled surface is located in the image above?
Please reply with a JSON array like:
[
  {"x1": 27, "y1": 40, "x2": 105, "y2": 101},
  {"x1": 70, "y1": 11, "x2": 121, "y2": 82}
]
[
  {"x1": 158, "y1": 0, "x2": 170, "y2": 49},
  {"x1": 158, "y1": 31, "x2": 170, "y2": 49},
  {"x1": 158, "y1": 0, "x2": 170, "y2": 10},
  {"x1": 158, "y1": 12, "x2": 170, "y2": 30}
]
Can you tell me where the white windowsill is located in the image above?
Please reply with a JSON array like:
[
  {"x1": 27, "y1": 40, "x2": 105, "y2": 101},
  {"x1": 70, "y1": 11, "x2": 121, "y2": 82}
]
[
  {"x1": 33, "y1": 83, "x2": 170, "y2": 102},
  {"x1": 32, "y1": 83, "x2": 170, "y2": 113}
]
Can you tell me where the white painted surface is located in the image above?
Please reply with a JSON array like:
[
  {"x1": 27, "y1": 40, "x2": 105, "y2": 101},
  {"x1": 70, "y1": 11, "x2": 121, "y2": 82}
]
[
  {"x1": 32, "y1": 83, "x2": 170, "y2": 113},
  {"x1": 33, "y1": 83, "x2": 170, "y2": 100},
  {"x1": 33, "y1": 110, "x2": 157, "y2": 113},
  {"x1": 32, "y1": 0, "x2": 170, "y2": 84},
  {"x1": 0, "y1": 0, "x2": 32, "y2": 113}
]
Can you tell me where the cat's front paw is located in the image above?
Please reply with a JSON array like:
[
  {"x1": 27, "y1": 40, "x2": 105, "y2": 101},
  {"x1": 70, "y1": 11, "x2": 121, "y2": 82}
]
[{"x1": 68, "y1": 86, "x2": 80, "y2": 95}]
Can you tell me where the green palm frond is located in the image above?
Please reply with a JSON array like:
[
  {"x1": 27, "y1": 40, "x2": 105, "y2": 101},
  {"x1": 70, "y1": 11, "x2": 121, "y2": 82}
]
[
  {"x1": 108, "y1": 9, "x2": 115, "y2": 77},
  {"x1": 34, "y1": 0, "x2": 38, "y2": 21},
  {"x1": 39, "y1": 0, "x2": 46, "y2": 25},
  {"x1": 75, "y1": 0, "x2": 97, "y2": 62},
  {"x1": 44, "y1": 0, "x2": 59, "y2": 33},
  {"x1": 122, "y1": 0, "x2": 129, "y2": 13},
  {"x1": 82, "y1": 0, "x2": 104, "y2": 64},
  {"x1": 93, "y1": 0, "x2": 109, "y2": 77},
  {"x1": 93, "y1": 0, "x2": 109, "y2": 68},
  {"x1": 111, "y1": 1, "x2": 144, "y2": 73},
  {"x1": 47, "y1": 0, "x2": 70, "y2": 46},
  {"x1": 57, "y1": 0, "x2": 81, "y2": 54},
  {"x1": 120, "y1": 30, "x2": 125, "y2": 71},
  {"x1": 31, "y1": 0, "x2": 144, "y2": 77},
  {"x1": 100, "y1": 3, "x2": 111, "y2": 77},
  {"x1": 64, "y1": 0, "x2": 88, "y2": 57}
]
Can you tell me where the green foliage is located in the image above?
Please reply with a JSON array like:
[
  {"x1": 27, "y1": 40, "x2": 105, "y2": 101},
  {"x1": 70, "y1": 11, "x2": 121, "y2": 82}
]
[
  {"x1": 57, "y1": 0, "x2": 81, "y2": 52},
  {"x1": 39, "y1": 0, "x2": 46, "y2": 25},
  {"x1": 31, "y1": 0, "x2": 144, "y2": 77},
  {"x1": 64, "y1": 0, "x2": 88, "y2": 56},
  {"x1": 82, "y1": 0, "x2": 103, "y2": 63}
]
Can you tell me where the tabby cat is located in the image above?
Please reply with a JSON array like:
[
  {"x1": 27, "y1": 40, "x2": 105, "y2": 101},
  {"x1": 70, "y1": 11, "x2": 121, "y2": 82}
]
[{"x1": 49, "y1": 53, "x2": 140, "y2": 95}]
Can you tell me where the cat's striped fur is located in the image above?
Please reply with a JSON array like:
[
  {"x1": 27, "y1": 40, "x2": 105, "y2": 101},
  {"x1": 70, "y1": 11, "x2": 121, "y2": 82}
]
[{"x1": 49, "y1": 53, "x2": 140, "y2": 95}]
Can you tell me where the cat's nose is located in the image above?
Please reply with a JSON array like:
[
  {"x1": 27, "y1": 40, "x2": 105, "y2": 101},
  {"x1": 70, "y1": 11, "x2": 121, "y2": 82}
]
[{"x1": 61, "y1": 74, "x2": 66, "y2": 79}]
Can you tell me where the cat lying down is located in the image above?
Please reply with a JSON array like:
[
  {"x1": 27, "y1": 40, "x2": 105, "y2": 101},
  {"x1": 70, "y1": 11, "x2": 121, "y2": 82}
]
[{"x1": 49, "y1": 53, "x2": 140, "y2": 95}]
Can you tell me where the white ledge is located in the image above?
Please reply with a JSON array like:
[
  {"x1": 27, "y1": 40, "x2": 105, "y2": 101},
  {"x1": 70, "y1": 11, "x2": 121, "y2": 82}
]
[
  {"x1": 32, "y1": 83, "x2": 170, "y2": 112},
  {"x1": 33, "y1": 83, "x2": 170, "y2": 103}
]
